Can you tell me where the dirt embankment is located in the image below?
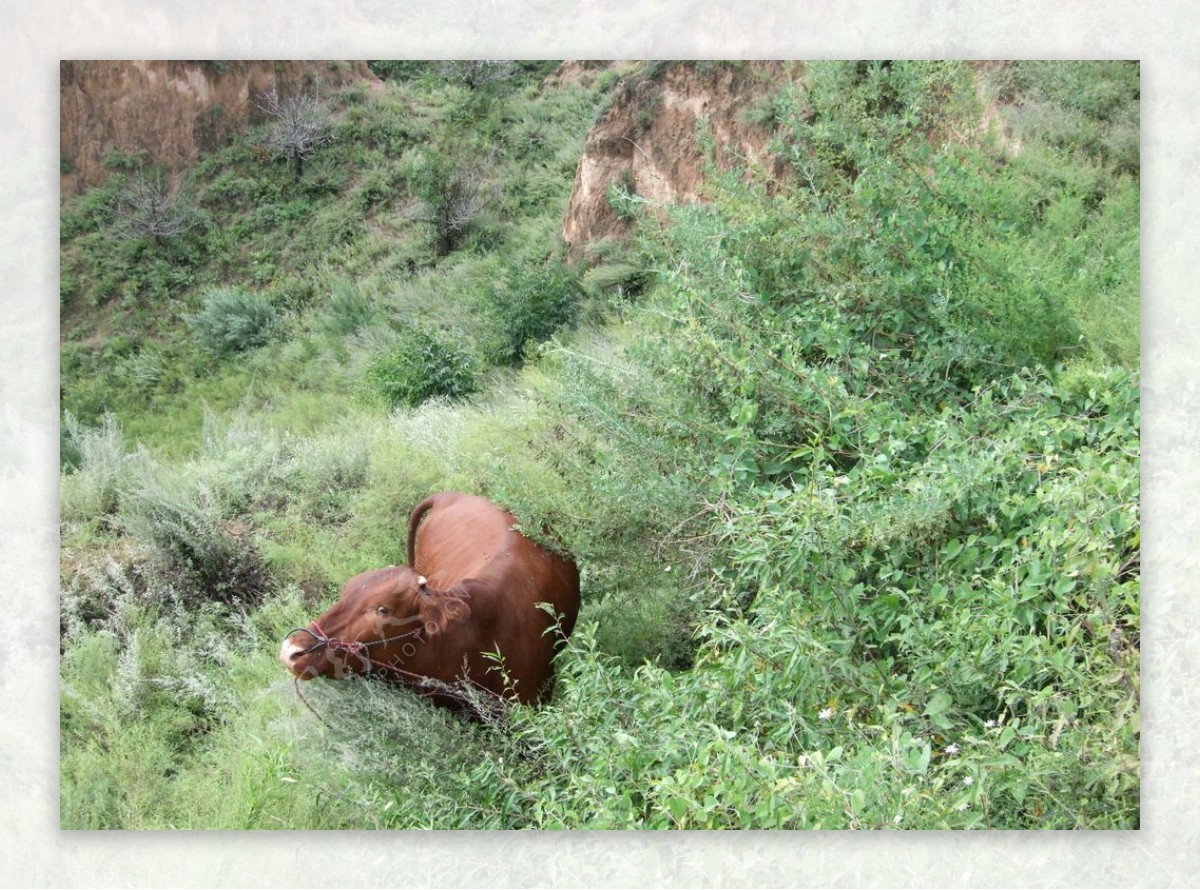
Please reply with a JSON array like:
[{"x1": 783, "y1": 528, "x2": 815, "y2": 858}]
[
  {"x1": 561, "y1": 61, "x2": 796, "y2": 263},
  {"x1": 60, "y1": 60, "x2": 377, "y2": 195},
  {"x1": 559, "y1": 61, "x2": 1023, "y2": 263}
]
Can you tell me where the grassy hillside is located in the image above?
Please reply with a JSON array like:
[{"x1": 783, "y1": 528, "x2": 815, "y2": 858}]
[{"x1": 59, "y1": 60, "x2": 1139, "y2": 829}]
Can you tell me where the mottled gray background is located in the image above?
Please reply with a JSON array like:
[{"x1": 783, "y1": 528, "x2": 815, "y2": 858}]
[{"x1": 3, "y1": 0, "x2": 1192, "y2": 885}]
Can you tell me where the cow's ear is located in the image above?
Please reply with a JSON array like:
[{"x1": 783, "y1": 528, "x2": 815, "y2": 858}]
[{"x1": 418, "y1": 587, "x2": 472, "y2": 637}]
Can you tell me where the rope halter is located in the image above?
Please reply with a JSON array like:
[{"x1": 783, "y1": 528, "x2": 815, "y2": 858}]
[{"x1": 284, "y1": 619, "x2": 423, "y2": 676}]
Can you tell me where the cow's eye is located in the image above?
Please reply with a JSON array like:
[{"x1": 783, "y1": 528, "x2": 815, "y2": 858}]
[{"x1": 376, "y1": 605, "x2": 393, "y2": 617}]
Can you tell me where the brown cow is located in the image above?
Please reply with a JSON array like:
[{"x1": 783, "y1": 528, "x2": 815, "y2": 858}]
[{"x1": 279, "y1": 492, "x2": 580, "y2": 709}]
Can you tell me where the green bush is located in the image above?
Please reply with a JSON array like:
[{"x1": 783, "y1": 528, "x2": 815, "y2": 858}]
[
  {"x1": 479, "y1": 258, "x2": 582, "y2": 365},
  {"x1": 403, "y1": 149, "x2": 494, "y2": 256},
  {"x1": 363, "y1": 323, "x2": 477, "y2": 409},
  {"x1": 185, "y1": 286, "x2": 279, "y2": 357}
]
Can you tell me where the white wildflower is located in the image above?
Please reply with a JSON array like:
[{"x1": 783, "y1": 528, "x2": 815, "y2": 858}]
[
  {"x1": 818, "y1": 707, "x2": 835, "y2": 721},
  {"x1": 944, "y1": 743, "x2": 960, "y2": 756}
]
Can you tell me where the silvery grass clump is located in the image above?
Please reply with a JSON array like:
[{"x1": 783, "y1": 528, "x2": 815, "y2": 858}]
[
  {"x1": 63, "y1": 411, "x2": 281, "y2": 611},
  {"x1": 61, "y1": 553, "x2": 250, "y2": 719},
  {"x1": 61, "y1": 411, "x2": 138, "y2": 523},
  {"x1": 62, "y1": 411, "x2": 277, "y2": 644},
  {"x1": 61, "y1": 555, "x2": 154, "y2": 644},
  {"x1": 277, "y1": 673, "x2": 523, "y2": 829},
  {"x1": 116, "y1": 467, "x2": 271, "y2": 609}
]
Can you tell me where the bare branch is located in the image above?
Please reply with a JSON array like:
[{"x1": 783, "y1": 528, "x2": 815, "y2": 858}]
[
  {"x1": 438, "y1": 60, "x2": 518, "y2": 90},
  {"x1": 411, "y1": 150, "x2": 498, "y2": 256},
  {"x1": 255, "y1": 82, "x2": 335, "y2": 181},
  {"x1": 112, "y1": 172, "x2": 196, "y2": 243}
]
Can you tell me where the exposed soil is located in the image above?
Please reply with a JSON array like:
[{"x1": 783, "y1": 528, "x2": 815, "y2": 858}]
[
  {"x1": 60, "y1": 60, "x2": 377, "y2": 194},
  {"x1": 560, "y1": 61, "x2": 797, "y2": 263}
]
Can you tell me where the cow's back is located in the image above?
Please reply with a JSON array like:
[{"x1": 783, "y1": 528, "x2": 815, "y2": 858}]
[
  {"x1": 411, "y1": 492, "x2": 517, "y2": 586},
  {"x1": 409, "y1": 492, "x2": 580, "y2": 701}
]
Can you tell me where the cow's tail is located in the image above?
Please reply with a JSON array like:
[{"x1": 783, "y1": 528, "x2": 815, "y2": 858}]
[{"x1": 406, "y1": 493, "x2": 439, "y2": 567}]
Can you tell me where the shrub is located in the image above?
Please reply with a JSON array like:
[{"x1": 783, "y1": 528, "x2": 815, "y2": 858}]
[
  {"x1": 119, "y1": 473, "x2": 271, "y2": 607},
  {"x1": 363, "y1": 323, "x2": 477, "y2": 409},
  {"x1": 479, "y1": 258, "x2": 582, "y2": 366},
  {"x1": 60, "y1": 412, "x2": 134, "y2": 521},
  {"x1": 404, "y1": 150, "x2": 495, "y2": 256},
  {"x1": 186, "y1": 286, "x2": 279, "y2": 357}
]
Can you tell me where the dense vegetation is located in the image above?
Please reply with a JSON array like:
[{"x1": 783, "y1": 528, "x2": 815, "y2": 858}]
[{"x1": 60, "y1": 60, "x2": 1139, "y2": 829}]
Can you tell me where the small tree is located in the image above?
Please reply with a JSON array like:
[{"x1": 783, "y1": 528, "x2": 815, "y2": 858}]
[
  {"x1": 112, "y1": 171, "x2": 196, "y2": 244},
  {"x1": 256, "y1": 82, "x2": 335, "y2": 182},
  {"x1": 438, "y1": 60, "x2": 517, "y2": 91},
  {"x1": 406, "y1": 151, "x2": 494, "y2": 256}
]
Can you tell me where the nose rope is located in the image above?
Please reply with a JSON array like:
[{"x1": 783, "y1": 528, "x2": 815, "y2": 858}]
[
  {"x1": 286, "y1": 625, "x2": 330, "y2": 656},
  {"x1": 284, "y1": 620, "x2": 425, "y2": 676},
  {"x1": 293, "y1": 676, "x2": 331, "y2": 728},
  {"x1": 285, "y1": 619, "x2": 508, "y2": 721}
]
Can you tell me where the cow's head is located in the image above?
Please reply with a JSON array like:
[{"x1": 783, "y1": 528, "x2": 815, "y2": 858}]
[{"x1": 279, "y1": 565, "x2": 470, "y2": 680}]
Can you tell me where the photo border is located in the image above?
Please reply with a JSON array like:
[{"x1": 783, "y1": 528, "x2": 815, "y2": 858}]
[{"x1": 6, "y1": 0, "x2": 1190, "y2": 885}]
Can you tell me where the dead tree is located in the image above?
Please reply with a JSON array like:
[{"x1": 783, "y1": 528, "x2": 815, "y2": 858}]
[
  {"x1": 438, "y1": 60, "x2": 517, "y2": 90},
  {"x1": 409, "y1": 151, "x2": 496, "y2": 256},
  {"x1": 112, "y1": 172, "x2": 196, "y2": 244},
  {"x1": 256, "y1": 83, "x2": 335, "y2": 182}
]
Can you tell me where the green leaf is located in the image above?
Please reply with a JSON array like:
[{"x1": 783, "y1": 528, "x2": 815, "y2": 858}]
[
  {"x1": 924, "y1": 691, "x2": 952, "y2": 716},
  {"x1": 850, "y1": 788, "x2": 866, "y2": 814}
]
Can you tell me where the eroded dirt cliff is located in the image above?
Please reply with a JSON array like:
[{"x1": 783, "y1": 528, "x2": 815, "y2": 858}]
[
  {"x1": 60, "y1": 60, "x2": 377, "y2": 194},
  {"x1": 561, "y1": 61, "x2": 796, "y2": 263}
]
